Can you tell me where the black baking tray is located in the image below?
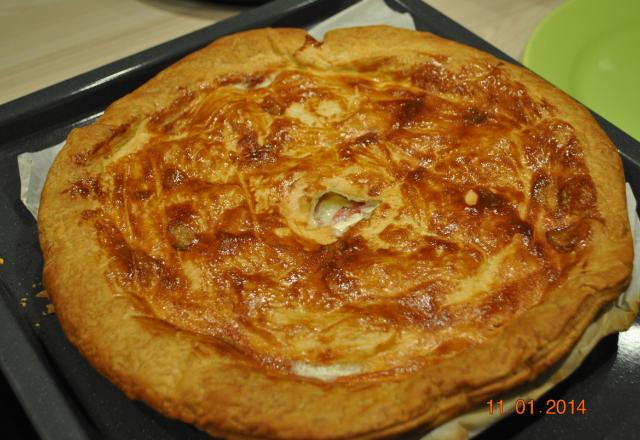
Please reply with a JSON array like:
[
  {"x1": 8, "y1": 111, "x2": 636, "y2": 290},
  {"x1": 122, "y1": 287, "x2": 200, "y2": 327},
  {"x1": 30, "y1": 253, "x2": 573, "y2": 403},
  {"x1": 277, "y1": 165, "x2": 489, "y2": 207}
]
[{"x1": 1, "y1": 0, "x2": 639, "y2": 439}]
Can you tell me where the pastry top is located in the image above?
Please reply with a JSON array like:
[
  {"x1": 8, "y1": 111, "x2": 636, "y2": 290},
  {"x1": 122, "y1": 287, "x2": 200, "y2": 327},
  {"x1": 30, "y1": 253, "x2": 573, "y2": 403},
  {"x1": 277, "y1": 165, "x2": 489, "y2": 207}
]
[{"x1": 39, "y1": 26, "x2": 633, "y2": 439}]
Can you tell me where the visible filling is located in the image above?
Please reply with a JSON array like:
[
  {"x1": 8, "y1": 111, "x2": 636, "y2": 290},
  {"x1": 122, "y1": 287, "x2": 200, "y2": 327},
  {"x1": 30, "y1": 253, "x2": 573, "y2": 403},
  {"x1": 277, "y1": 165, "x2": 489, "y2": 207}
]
[
  {"x1": 313, "y1": 192, "x2": 379, "y2": 235},
  {"x1": 291, "y1": 361, "x2": 363, "y2": 381}
]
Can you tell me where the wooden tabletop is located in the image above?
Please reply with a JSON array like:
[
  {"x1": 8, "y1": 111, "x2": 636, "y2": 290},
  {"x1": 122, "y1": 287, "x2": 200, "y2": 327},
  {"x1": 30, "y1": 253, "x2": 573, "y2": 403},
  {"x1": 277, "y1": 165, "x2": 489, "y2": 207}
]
[{"x1": 0, "y1": 0, "x2": 564, "y2": 105}]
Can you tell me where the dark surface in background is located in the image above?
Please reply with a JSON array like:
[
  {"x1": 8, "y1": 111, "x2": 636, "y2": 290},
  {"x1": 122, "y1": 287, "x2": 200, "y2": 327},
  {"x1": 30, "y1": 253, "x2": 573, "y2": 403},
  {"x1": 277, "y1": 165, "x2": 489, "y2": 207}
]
[
  {"x1": 1, "y1": 0, "x2": 640, "y2": 439},
  {"x1": 0, "y1": 373, "x2": 39, "y2": 440}
]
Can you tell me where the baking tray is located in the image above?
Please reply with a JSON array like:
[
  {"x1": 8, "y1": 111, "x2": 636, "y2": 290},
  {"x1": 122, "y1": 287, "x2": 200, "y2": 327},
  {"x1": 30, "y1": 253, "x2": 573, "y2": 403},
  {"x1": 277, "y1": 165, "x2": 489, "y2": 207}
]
[{"x1": 1, "y1": 0, "x2": 639, "y2": 439}]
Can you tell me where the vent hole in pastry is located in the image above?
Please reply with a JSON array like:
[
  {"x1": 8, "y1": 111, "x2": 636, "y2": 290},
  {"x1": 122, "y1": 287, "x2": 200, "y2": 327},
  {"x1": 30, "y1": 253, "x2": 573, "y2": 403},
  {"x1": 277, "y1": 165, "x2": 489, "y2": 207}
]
[{"x1": 313, "y1": 192, "x2": 378, "y2": 235}]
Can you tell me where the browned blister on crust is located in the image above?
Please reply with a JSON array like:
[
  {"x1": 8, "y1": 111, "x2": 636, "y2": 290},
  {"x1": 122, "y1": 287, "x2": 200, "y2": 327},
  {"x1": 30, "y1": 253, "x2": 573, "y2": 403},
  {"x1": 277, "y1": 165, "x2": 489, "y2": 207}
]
[{"x1": 39, "y1": 26, "x2": 633, "y2": 439}]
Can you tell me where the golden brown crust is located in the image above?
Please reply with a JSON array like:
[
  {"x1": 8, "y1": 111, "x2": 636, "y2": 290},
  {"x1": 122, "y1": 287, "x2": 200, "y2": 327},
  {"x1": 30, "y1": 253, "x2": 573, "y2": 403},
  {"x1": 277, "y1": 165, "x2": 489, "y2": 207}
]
[{"x1": 39, "y1": 26, "x2": 633, "y2": 439}]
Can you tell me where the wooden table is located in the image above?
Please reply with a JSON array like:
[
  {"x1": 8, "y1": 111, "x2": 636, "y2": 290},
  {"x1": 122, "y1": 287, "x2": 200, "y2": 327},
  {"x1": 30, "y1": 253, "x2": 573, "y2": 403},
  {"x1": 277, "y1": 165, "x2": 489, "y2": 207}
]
[{"x1": 0, "y1": 0, "x2": 564, "y2": 105}]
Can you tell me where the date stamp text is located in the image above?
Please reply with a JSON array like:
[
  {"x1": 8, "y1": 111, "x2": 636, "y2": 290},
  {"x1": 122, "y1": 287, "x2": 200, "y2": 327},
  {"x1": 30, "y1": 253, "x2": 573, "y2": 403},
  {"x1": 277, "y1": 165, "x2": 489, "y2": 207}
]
[{"x1": 486, "y1": 399, "x2": 587, "y2": 415}]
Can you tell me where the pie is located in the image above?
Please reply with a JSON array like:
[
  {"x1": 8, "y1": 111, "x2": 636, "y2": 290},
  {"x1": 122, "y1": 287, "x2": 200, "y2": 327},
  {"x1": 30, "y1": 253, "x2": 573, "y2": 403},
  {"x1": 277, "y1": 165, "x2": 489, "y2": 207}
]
[{"x1": 38, "y1": 26, "x2": 633, "y2": 438}]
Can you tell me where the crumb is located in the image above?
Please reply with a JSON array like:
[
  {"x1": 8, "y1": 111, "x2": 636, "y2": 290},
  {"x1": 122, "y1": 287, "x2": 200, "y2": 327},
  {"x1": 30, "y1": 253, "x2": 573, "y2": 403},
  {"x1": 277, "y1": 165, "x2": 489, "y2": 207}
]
[
  {"x1": 31, "y1": 283, "x2": 36, "y2": 289},
  {"x1": 0, "y1": 257, "x2": 4, "y2": 265},
  {"x1": 46, "y1": 304, "x2": 55, "y2": 314},
  {"x1": 35, "y1": 290, "x2": 49, "y2": 299},
  {"x1": 34, "y1": 322, "x2": 40, "y2": 328},
  {"x1": 20, "y1": 297, "x2": 28, "y2": 308}
]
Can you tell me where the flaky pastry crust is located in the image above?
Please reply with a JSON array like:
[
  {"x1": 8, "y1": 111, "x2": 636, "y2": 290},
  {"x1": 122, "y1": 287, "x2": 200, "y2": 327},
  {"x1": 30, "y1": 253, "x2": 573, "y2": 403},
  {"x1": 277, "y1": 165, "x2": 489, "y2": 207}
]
[{"x1": 39, "y1": 27, "x2": 633, "y2": 439}]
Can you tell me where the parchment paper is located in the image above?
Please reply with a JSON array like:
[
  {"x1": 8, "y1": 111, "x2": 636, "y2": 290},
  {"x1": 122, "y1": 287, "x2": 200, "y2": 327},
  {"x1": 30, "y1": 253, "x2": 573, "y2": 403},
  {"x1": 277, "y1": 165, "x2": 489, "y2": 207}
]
[{"x1": 17, "y1": 0, "x2": 640, "y2": 438}]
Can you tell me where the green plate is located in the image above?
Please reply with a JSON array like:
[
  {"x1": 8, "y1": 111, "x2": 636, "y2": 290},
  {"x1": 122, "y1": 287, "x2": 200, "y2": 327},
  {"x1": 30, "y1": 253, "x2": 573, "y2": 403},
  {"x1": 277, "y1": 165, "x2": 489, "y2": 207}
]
[{"x1": 523, "y1": 0, "x2": 640, "y2": 141}]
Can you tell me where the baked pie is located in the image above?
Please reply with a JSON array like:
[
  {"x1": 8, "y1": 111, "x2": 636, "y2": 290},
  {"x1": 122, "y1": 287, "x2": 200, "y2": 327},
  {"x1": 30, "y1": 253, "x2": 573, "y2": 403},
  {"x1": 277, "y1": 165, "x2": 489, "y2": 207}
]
[{"x1": 39, "y1": 26, "x2": 633, "y2": 438}]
